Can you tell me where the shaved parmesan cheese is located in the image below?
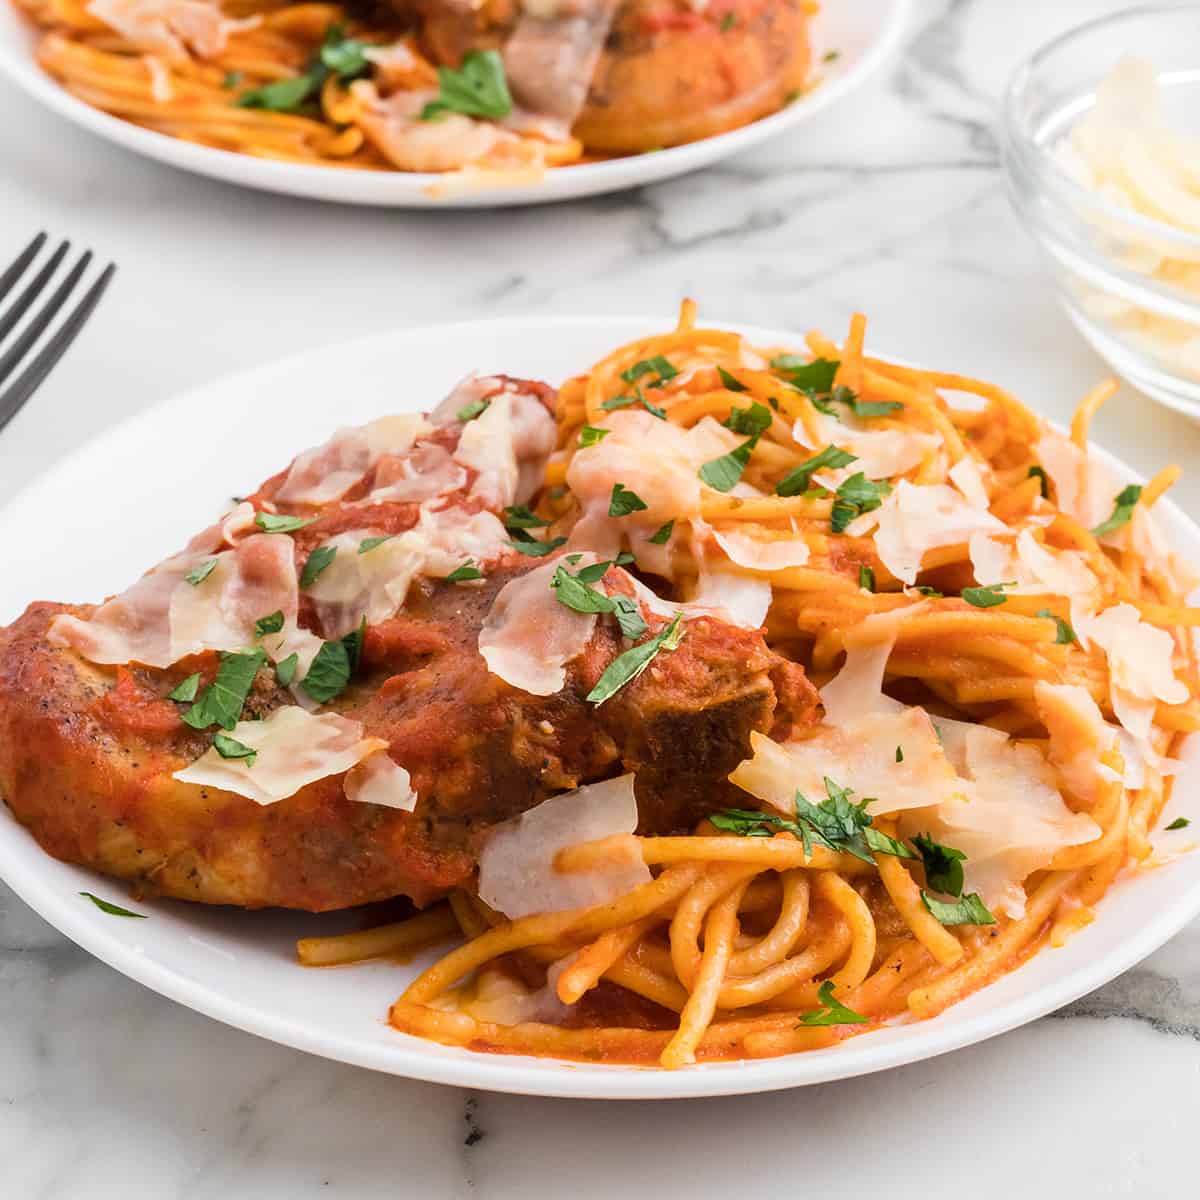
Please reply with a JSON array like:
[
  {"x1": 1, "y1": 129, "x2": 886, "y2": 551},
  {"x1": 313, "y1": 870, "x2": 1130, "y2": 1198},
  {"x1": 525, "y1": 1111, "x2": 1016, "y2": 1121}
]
[
  {"x1": 870, "y1": 481, "x2": 1007, "y2": 584},
  {"x1": 688, "y1": 568, "x2": 772, "y2": 630},
  {"x1": 343, "y1": 752, "x2": 417, "y2": 811},
  {"x1": 969, "y1": 529, "x2": 1097, "y2": 596},
  {"x1": 87, "y1": 0, "x2": 258, "y2": 62},
  {"x1": 173, "y1": 708, "x2": 385, "y2": 807},
  {"x1": 1033, "y1": 428, "x2": 1128, "y2": 535},
  {"x1": 948, "y1": 457, "x2": 991, "y2": 510},
  {"x1": 712, "y1": 527, "x2": 810, "y2": 571},
  {"x1": 819, "y1": 604, "x2": 926, "y2": 725},
  {"x1": 219, "y1": 501, "x2": 258, "y2": 545},
  {"x1": 455, "y1": 392, "x2": 520, "y2": 510},
  {"x1": 1034, "y1": 681, "x2": 1120, "y2": 804},
  {"x1": 794, "y1": 413, "x2": 939, "y2": 483},
  {"x1": 479, "y1": 556, "x2": 597, "y2": 695},
  {"x1": 276, "y1": 415, "x2": 430, "y2": 506},
  {"x1": 478, "y1": 775, "x2": 650, "y2": 918},
  {"x1": 914, "y1": 721, "x2": 1099, "y2": 918},
  {"x1": 364, "y1": 442, "x2": 469, "y2": 505}
]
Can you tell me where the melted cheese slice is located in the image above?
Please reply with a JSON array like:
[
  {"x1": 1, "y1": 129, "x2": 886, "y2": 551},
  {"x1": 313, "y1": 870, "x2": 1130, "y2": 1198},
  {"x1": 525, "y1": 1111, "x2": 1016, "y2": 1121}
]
[
  {"x1": 276, "y1": 415, "x2": 431, "y2": 505},
  {"x1": 478, "y1": 774, "x2": 650, "y2": 918},
  {"x1": 343, "y1": 751, "x2": 417, "y2": 811},
  {"x1": 864, "y1": 481, "x2": 1007, "y2": 584},
  {"x1": 479, "y1": 556, "x2": 599, "y2": 696},
  {"x1": 173, "y1": 708, "x2": 386, "y2": 807}
]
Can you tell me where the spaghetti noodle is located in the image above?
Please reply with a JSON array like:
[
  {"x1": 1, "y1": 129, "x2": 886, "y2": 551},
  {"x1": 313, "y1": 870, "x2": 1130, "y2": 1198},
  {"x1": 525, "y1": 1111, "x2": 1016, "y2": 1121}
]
[{"x1": 299, "y1": 306, "x2": 1199, "y2": 1068}]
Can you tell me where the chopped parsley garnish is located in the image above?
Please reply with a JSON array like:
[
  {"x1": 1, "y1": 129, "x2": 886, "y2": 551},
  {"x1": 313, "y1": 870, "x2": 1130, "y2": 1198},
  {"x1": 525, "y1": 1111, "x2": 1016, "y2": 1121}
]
[
  {"x1": 509, "y1": 536, "x2": 567, "y2": 558},
  {"x1": 503, "y1": 504, "x2": 549, "y2": 530},
  {"x1": 222, "y1": 71, "x2": 243, "y2": 89},
  {"x1": 213, "y1": 732, "x2": 257, "y2": 767},
  {"x1": 832, "y1": 385, "x2": 902, "y2": 419},
  {"x1": 718, "y1": 366, "x2": 748, "y2": 392},
  {"x1": 912, "y1": 833, "x2": 967, "y2": 897},
  {"x1": 1036, "y1": 607, "x2": 1077, "y2": 644},
  {"x1": 301, "y1": 623, "x2": 364, "y2": 704},
  {"x1": 719, "y1": 12, "x2": 737, "y2": 32},
  {"x1": 358, "y1": 536, "x2": 393, "y2": 554},
  {"x1": 274, "y1": 653, "x2": 298, "y2": 688},
  {"x1": 254, "y1": 512, "x2": 312, "y2": 534},
  {"x1": 912, "y1": 585, "x2": 944, "y2": 597},
  {"x1": 236, "y1": 23, "x2": 370, "y2": 112},
  {"x1": 421, "y1": 49, "x2": 512, "y2": 121},
  {"x1": 962, "y1": 581, "x2": 1015, "y2": 608},
  {"x1": 254, "y1": 610, "x2": 284, "y2": 638},
  {"x1": 457, "y1": 398, "x2": 490, "y2": 422},
  {"x1": 648, "y1": 520, "x2": 675, "y2": 545},
  {"x1": 601, "y1": 386, "x2": 667, "y2": 420},
  {"x1": 168, "y1": 672, "x2": 201, "y2": 703},
  {"x1": 621, "y1": 355, "x2": 678, "y2": 388},
  {"x1": 300, "y1": 544, "x2": 337, "y2": 588},
  {"x1": 1166, "y1": 817, "x2": 1191, "y2": 831},
  {"x1": 798, "y1": 980, "x2": 869, "y2": 1026},
  {"x1": 1028, "y1": 465, "x2": 1049, "y2": 499},
  {"x1": 185, "y1": 558, "x2": 218, "y2": 587},
  {"x1": 771, "y1": 355, "x2": 839, "y2": 397},
  {"x1": 446, "y1": 561, "x2": 483, "y2": 583},
  {"x1": 609, "y1": 483, "x2": 648, "y2": 517},
  {"x1": 723, "y1": 402, "x2": 773, "y2": 438},
  {"x1": 858, "y1": 565, "x2": 876, "y2": 592},
  {"x1": 895, "y1": 746, "x2": 904, "y2": 763},
  {"x1": 586, "y1": 615, "x2": 685, "y2": 705},
  {"x1": 550, "y1": 562, "x2": 649, "y2": 640},
  {"x1": 699, "y1": 435, "x2": 760, "y2": 493},
  {"x1": 831, "y1": 473, "x2": 890, "y2": 533},
  {"x1": 710, "y1": 778, "x2": 912, "y2": 864},
  {"x1": 1092, "y1": 484, "x2": 1142, "y2": 538},
  {"x1": 80, "y1": 892, "x2": 146, "y2": 918},
  {"x1": 921, "y1": 891, "x2": 996, "y2": 926},
  {"x1": 181, "y1": 649, "x2": 266, "y2": 731},
  {"x1": 579, "y1": 425, "x2": 610, "y2": 448},
  {"x1": 775, "y1": 445, "x2": 857, "y2": 497},
  {"x1": 823, "y1": 49, "x2": 841, "y2": 63}
]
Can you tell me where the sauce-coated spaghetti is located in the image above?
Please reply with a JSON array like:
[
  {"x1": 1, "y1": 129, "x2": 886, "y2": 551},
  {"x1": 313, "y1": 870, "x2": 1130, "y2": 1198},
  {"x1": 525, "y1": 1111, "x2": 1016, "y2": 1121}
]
[{"x1": 298, "y1": 306, "x2": 1199, "y2": 1068}]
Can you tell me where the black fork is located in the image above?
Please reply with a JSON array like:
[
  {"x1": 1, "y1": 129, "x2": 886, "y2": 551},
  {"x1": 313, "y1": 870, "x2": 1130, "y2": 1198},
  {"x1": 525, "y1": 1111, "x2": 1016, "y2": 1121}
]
[{"x1": 0, "y1": 232, "x2": 117, "y2": 436}]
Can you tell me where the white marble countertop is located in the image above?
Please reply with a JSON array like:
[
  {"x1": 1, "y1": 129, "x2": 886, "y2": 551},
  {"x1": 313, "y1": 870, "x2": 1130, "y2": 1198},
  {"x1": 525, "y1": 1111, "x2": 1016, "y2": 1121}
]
[{"x1": 2, "y1": 1, "x2": 1199, "y2": 1196}]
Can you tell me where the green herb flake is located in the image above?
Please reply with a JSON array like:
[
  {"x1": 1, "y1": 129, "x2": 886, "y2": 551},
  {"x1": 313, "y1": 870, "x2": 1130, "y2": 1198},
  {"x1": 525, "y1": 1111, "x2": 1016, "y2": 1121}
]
[
  {"x1": 831, "y1": 473, "x2": 891, "y2": 534},
  {"x1": 895, "y1": 746, "x2": 904, "y2": 763},
  {"x1": 1028, "y1": 465, "x2": 1049, "y2": 499},
  {"x1": 446, "y1": 561, "x2": 483, "y2": 583},
  {"x1": 864, "y1": 827, "x2": 915, "y2": 859},
  {"x1": 699, "y1": 436, "x2": 759, "y2": 493},
  {"x1": 421, "y1": 49, "x2": 512, "y2": 121},
  {"x1": 212, "y1": 732, "x2": 257, "y2": 767},
  {"x1": 648, "y1": 520, "x2": 675, "y2": 545},
  {"x1": 775, "y1": 445, "x2": 857, "y2": 497},
  {"x1": 274, "y1": 653, "x2": 298, "y2": 688},
  {"x1": 510, "y1": 536, "x2": 567, "y2": 558},
  {"x1": 254, "y1": 610, "x2": 284, "y2": 638},
  {"x1": 168, "y1": 672, "x2": 201, "y2": 703},
  {"x1": 797, "y1": 980, "x2": 869, "y2": 1026},
  {"x1": 912, "y1": 833, "x2": 967, "y2": 896},
  {"x1": 457, "y1": 398, "x2": 490, "y2": 422},
  {"x1": 300, "y1": 624, "x2": 364, "y2": 706},
  {"x1": 358, "y1": 536, "x2": 393, "y2": 555},
  {"x1": 772, "y1": 356, "x2": 839, "y2": 397},
  {"x1": 723, "y1": 402, "x2": 773, "y2": 438},
  {"x1": 962, "y1": 581, "x2": 1016, "y2": 609},
  {"x1": 858, "y1": 565, "x2": 876, "y2": 592},
  {"x1": 254, "y1": 511, "x2": 312, "y2": 535},
  {"x1": 300, "y1": 544, "x2": 337, "y2": 589},
  {"x1": 720, "y1": 12, "x2": 737, "y2": 32},
  {"x1": 718, "y1": 366, "x2": 748, "y2": 392},
  {"x1": 609, "y1": 483, "x2": 649, "y2": 517},
  {"x1": 837, "y1": 387, "x2": 903, "y2": 419},
  {"x1": 503, "y1": 504, "x2": 549, "y2": 530},
  {"x1": 1036, "y1": 607, "x2": 1077, "y2": 645},
  {"x1": 1165, "y1": 817, "x2": 1191, "y2": 831},
  {"x1": 182, "y1": 649, "x2": 266, "y2": 731},
  {"x1": 586, "y1": 615, "x2": 685, "y2": 705},
  {"x1": 1092, "y1": 484, "x2": 1143, "y2": 538},
  {"x1": 621, "y1": 355, "x2": 679, "y2": 388},
  {"x1": 921, "y1": 890, "x2": 996, "y2": 926},
  {"x1": 579, "y1": 425, "x2": 611, "y2": 448},
  {"x1": 222, "y1": 71, "x2": 243, "y2": 89},
  {"x1": 80, "y1": 891, "x2": 147, "y2": 919},
  {"x1": 185, "y1": 558, "x2": 219, "y2": 587}
]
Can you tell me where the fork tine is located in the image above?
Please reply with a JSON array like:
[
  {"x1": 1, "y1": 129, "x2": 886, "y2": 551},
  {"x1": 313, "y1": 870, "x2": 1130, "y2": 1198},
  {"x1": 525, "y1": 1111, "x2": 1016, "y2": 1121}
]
[
  {"x1": 0, "y1": 232, "x2": 48, "y2": 304},
  {"x1": 0, "y1": 251, "x2": 92, "y2": 390},
  {"x1": 0, "y1": 239, "x2": 69, "y2": 347},
  {"x1": 0, "y1": 263, "x2": 116, "y2": 437}
]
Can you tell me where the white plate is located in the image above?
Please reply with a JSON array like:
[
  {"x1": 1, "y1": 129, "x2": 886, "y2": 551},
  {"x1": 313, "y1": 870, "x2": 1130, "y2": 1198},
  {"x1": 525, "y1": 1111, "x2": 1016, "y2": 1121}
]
[
  {"x1": 0, "y1": 315, "x2": 1197, "y2": 1099},
  {"x1": 0, "y1": 0, "x2": 909, "y2": 208}
]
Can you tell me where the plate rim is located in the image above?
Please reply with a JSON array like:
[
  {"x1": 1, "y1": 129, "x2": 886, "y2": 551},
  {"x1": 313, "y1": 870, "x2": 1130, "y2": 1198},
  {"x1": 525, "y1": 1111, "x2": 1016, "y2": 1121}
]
[
  {"x1": 1, "y1": 312, "x2": 1197, "y2": 1100},
  {"x1": 0, "y1": 0, "x2": 911, "y2": 208}
]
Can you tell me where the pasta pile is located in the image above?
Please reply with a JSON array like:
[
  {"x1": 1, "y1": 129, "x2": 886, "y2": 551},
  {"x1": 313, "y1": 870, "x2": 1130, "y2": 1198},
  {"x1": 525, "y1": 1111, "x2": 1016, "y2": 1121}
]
[{"x1": 300, "y1": 306, "x2": 1199, "y2": 1067}]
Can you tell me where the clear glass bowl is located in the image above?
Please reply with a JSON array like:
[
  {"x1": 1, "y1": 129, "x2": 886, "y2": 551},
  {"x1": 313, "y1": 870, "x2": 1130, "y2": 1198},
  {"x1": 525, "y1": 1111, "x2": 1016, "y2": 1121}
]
[{"x1": 1003, "y1": 3, "x2": 1200, "y2": 420}]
